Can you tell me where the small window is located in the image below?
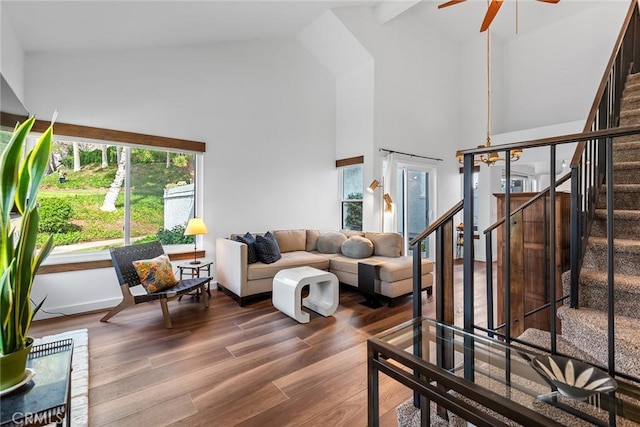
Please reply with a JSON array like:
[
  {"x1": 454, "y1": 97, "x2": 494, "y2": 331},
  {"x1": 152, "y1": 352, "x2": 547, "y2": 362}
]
[{"x1": 341, "y1": 165, "x2": 363, "y2": 231}]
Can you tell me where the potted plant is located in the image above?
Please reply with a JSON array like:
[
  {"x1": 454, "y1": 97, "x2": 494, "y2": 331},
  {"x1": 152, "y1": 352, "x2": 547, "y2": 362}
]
[{"x1": 0, "y1": 117, "x2": 55, "y2": 391}]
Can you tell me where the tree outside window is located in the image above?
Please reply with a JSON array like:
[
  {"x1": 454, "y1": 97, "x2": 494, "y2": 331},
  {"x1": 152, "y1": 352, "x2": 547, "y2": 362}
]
[{"x1": 341, "y1": 165, "x2": 363, "y2": 231}]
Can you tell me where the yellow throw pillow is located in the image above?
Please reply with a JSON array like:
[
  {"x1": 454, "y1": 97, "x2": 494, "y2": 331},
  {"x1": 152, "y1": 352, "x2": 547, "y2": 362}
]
[{"x1": 132, "y1": 254, "x2": 179, "y2": 293}]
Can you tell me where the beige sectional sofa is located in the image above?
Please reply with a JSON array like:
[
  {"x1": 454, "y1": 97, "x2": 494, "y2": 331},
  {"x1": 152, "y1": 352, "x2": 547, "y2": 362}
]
[{"x1": 215, "y1": 229, "x2": 433, "y2": 306}]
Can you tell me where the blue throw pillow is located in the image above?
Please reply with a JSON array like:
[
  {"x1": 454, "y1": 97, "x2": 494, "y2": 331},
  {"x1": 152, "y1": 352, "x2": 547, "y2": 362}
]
[
  {"x1": 255, "y1": 231, "x2": 282, "y2": 264},
  {"x1": 235, "y1": 232, "x2": 258, "y2": 264}
]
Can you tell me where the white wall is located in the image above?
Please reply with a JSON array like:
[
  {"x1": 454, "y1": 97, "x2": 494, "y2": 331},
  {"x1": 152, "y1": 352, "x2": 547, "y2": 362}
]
[
  {"x1": 26, "y1": 39, "x2": 338, "y2": 318},
  {"x1": 335, "y1": 6, "x2": 462, "y2": 231},
  {"x1": 504, "y1": 1, "x2": 630, "y2": 131},
  {"x1": 0, "y1": 8, "x2": 25, "y2": 102},
  {"x1": 297, "y1": 10, "x2": 376, "y2": 230}
]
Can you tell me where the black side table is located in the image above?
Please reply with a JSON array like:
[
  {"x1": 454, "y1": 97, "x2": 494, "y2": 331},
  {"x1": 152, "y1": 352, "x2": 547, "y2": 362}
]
[
  {"x1": 358, "y1": 261, "x2": 384, "y2": 308},
  {"x1": 1, "y1": 339, "x2": 74, "y2": 427},
  {"x1": 177, "y1": 260, "x2": 213, "y2": 301}
]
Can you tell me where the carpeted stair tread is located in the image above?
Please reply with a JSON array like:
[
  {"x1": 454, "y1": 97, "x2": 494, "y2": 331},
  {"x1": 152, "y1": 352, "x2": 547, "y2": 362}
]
[
  {"x1": 600, "y1": 183, "x2": 640, "y2": 193},
  {"x1": 569, "y1": 269, "x2": 640, "y2": 318},
  {"x1": 578, "y1": 268, "x2": 640, "y2": 294},
  {"x1": 583, "y1": 236, "x2": 640, "y2": 275},
  {"x1": 613, "y1": 143, "x2": 640, "y2": 162},
  {"x1": 516, "y1": 328, "x2": 600, "y2": 366},
  {"x1": 591, "y1": 209, "x2": 640, "y2": 239},
  {"x1": 613, "y1": 161, "x2": 640, "y2": 184},
  {"x1": 613, "y1": 140, "x2": 640, "y2": 150},
  {"x1": 587, "y1": 236, "x2": 640, "y2": 252},
  {"x1": 594, "y1": 208, "x2": 640, "y2": 221},
  {"x1": 613, "y1": 134, "x2": 640, "y2": 145},
  {"x1": 597, "y1": 184, "x2": 640, "y2": 210},
  {"x1": 557, "y1": 306, "x2": 640, "y2": 379},
  {"x1": 619, "y1": 108, "x2": 640, "y2": 126}
]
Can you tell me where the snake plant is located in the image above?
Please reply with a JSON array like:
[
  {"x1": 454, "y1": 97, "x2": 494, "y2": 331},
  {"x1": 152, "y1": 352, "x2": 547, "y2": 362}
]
[{"x1": 0, "y1": 117, "x2": 54, "y2": 355}]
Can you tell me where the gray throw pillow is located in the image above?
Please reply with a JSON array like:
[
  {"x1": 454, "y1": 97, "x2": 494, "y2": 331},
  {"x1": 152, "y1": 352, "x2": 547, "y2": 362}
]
[
  {"x1": 316, "y1": 231, "x2": 347, "y2": 254},
  {"x1": 341, "y1": 236, "x2": 374, "y2": 259}
]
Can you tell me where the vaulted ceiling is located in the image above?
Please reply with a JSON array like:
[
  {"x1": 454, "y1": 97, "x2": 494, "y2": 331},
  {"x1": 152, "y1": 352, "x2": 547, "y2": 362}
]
[{"x1": 1, "y1": 0, "x2": 602, "y2": 54}]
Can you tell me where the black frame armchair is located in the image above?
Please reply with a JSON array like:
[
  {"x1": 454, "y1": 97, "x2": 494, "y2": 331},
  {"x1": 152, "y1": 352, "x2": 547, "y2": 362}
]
[{"x1": 101, "y1": 241, "x2": 210, "y2": 328}]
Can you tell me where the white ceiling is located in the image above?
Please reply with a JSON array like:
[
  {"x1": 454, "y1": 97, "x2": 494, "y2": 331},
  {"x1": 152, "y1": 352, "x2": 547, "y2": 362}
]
[
  {"x1": 1, "y1": 1, "x2": 379, "y2": 54},
  {"x1": 1, "y1": 0, "x2": 607, "y2": 54}
]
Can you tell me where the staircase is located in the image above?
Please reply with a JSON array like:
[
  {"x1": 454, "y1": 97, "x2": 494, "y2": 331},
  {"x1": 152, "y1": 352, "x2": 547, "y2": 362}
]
[{"x1": 554, "y1": 72, "x2": 640, "y2": 380}]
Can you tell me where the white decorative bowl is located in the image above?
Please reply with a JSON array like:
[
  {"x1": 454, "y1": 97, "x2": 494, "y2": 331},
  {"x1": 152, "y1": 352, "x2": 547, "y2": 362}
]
[{"x1": 531, "y1": 355, "x2": 618, "y2": 401}]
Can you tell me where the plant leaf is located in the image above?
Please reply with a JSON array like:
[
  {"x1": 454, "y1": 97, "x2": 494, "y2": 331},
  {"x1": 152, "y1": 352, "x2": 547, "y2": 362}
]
[
  {"x1": 0, "y1": 260, "x2": 15, "y2": 355},
  {"x1": 33, "y1": 234, "x2": 55, "y2": 273},
  {"x1": 0, "y1": 118, "x2": 33, "y2": 225},
  {"x1": 24, "y1": 125, "x2": 53, "y2": 211}
]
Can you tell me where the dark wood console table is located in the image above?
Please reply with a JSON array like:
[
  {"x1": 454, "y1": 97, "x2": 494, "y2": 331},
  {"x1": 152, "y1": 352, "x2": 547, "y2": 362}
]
[
  {"x1": 1, "y1": 339, "x2": 73, "y2": 426},
  {"x1": 368, "y1": 317, "x2": 640, "y2": 426}
]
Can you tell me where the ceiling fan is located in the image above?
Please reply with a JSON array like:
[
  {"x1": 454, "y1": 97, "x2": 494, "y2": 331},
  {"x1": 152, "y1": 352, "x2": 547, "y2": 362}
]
[{"x1": 438, "y1": 0, "x2": 560, "y2": 32}]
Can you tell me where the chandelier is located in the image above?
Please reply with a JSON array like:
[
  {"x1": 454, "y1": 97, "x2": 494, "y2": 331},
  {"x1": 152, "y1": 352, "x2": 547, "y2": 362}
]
[
  {"x1": 454, "y1": 20, "x2": 522, "y2": 166},
  {"x1": 447, "y1": 0, "x2": 560, "y2": 166}
]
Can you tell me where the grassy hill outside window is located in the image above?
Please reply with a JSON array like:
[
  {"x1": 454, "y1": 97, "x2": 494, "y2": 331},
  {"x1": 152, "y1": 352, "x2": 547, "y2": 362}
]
[{"x1": 0, "y1": 128, "x2": 202, "y2": 256}]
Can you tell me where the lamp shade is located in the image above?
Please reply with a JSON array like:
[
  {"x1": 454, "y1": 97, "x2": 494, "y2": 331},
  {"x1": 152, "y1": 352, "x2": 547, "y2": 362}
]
[
  {"x1": 184, "y1": 217, "x2": 208, "y2": 236},
  {"x1": 367, "y1": 179, "x2": 380, "y2": 193}
]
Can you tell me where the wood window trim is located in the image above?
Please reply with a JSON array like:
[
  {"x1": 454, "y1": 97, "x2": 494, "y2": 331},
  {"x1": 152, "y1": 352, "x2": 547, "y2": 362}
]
[
  {"x1": 37, "y1": 250, "x2": 205, "y2": 275},
  {"x1": 336, "y1": 156, "x2": 364, "y2": 168},
  {"x1": 1, "y1": 112, "x2": 205, "y2": 153}
]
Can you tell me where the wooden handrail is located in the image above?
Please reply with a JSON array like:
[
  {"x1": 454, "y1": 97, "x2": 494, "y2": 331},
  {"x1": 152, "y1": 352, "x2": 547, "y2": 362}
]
[{"x1": 461, "y1": 124, "x2": 640, "y2": 159}]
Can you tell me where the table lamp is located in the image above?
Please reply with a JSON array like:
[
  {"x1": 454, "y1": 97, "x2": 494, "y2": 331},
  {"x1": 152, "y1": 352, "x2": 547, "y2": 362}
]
[{"x1": 184, "y1": 217, "x2": 208, "y2": 264}]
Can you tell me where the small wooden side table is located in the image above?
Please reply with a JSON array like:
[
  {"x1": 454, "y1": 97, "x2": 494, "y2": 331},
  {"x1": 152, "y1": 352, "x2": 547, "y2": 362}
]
[{"x1": 177, "y1": 261, "x2": 213, "y2": 301}]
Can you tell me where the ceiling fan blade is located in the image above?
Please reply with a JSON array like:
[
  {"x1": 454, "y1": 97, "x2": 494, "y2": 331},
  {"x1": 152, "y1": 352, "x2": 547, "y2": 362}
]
[
  {"x1": 480, "y1": 0, "x2": 504, "y2": 32},
  {"x1": 437, "y1": 0, "x2": 467, "y2": 9},
  {"x1": 536, "y1": 0, "x2": 560, "y2": 3}
]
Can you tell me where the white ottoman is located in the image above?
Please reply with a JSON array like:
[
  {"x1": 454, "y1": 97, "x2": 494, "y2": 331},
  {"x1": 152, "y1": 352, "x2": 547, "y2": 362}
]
[{"x1": 272, "y1": 266, "x2": 339, "y2": 323}]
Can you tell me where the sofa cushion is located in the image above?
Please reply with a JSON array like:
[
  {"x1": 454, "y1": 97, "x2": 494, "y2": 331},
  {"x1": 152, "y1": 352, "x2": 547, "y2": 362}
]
[
  {"x1": 365, "y1": 232, "x2": 403, "y2": 257},
  {"x1": 329, "y1": 254, "x2": 433, "y2": 282},
  {"x1": 317, "y1": 231, "x2": 347, "y2": 254},
  {"x1": 255, "y1": 231, "x2": 282, "y2": 264},
  {"x1": 274, "y1": 229, "x2": 306, "y2": 253},
  {"x1": 341, "y1": 236, "x2": 374, "y2": 259},
  {"x1": 247, "y1": 251, "x2": 331, "y2": 281},
  {"x1": 235, "y1": 232, "x2": 258, "y2": 264},
  {"x1": 305, "y1": 229, "x2": 326, "y2": 251},
  {"x1": 375, "y1": 256, "x2": 434, "y2": 282}
]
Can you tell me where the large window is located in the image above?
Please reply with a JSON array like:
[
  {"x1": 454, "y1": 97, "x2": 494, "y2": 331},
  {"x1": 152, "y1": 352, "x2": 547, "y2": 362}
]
[
  {"x1": 341, "y1": 164, "x2": 363, "y2": 231},
  {"x1": 43, "y1": 139, "x2": 198, "y2": 255},
  {"x1": 1, "y1": 128, "x2": 201, "y2": 256}
]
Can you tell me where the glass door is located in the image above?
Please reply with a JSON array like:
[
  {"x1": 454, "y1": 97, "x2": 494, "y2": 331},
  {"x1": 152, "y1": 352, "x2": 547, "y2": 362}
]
[{"x1": 395, "y1": 165, "x2": 433, "y2": 258}]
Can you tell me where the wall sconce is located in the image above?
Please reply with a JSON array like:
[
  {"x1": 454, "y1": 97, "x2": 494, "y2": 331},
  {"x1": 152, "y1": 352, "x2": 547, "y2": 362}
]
[
  {"x1": 184, "y1": 217, "x2": 208, "y2": 264},
  {"x1": 367, "y1": 179, "x2": 382, "y2": 193}
]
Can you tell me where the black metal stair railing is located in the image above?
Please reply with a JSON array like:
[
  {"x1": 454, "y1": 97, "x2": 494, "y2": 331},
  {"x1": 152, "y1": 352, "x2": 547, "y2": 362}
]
[
  {"x1": 403, "y1": 0, "x2": 640, "y2": 417},
  {"x1": 408, "y1": 0, "x2": 640, "y2": 385}
]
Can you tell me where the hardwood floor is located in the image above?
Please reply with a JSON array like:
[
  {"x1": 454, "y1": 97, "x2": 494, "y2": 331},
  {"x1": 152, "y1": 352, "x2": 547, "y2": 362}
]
[{"x1": 29, "y1": 261, "x2": 490, "y2": 427}]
